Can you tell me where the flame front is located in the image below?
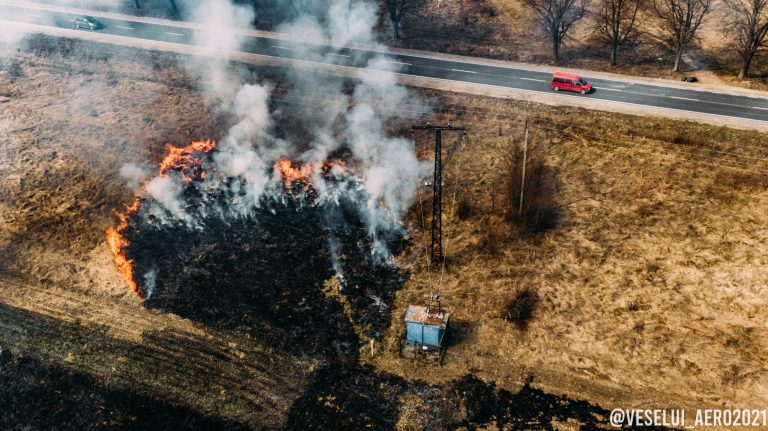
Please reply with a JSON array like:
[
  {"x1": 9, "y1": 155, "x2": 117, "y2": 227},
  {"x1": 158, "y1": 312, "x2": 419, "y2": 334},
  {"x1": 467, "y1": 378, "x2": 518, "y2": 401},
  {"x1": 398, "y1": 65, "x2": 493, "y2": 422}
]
[
  {"x1": 108, "y1": 140, "x2": 355, "y2": 298},
  {"x1": 273, "y1": 159, "x2": 352, "y2": 186},
  {"x1": 106, "y1": 198, "x2": 140, "y2": 296},
  {"x1": 106, "y1": 140, "x2": 217, "y2": 298},
  {"x1": 274, "y1": 160, "x2": 312, "y2": 185},
  {"x1": 159, "y1": 140, "x2": 216, "y2": 182}
]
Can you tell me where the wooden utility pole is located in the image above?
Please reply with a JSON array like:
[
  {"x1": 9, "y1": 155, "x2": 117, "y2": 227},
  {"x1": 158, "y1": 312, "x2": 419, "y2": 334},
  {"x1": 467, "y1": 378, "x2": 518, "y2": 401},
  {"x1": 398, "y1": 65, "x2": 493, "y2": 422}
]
[
  {"x1": 412, "y1": 124, "x2": 466, "y2": 267},
  {"x1": 518, "y1": 119, "x2": 529, "y2": 218}
]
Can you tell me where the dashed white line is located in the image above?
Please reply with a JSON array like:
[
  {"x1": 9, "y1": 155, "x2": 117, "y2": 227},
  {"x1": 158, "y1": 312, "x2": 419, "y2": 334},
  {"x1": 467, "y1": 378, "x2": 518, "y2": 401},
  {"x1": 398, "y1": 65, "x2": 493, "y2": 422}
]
[
  {"x1": 328, "y1": 53, "x2": 350, "y2": 58},
  {"x1": 451, "y1": 68, "x2": 477, "y2": 74},
  {"x1": 598, "y1": 88, "x2": 623, "y2": 92},
  {"x1": 116, "y1": 25, "x2": 134, "y2": 30},
  {"x1": 25, "y1": 13, "x2": 42, "y2": 18},
  {"x1": 387, "y1": 60, "x2": 412, "y2": 66},
  {"x1": 271, "y1": 45, "x2": 292, "y2": 50},
  {"x1": 754, "y1": 106, "x2": 768, "y2": 111},
  {"x1": 706, "y1": 100, "x2": 755, "y2": 109},
  {"x1": 166, "y1": 31, "x2": 184, "y2": 36},
  {"x1": 520, "y1": 77, "x2": 545, "y2": 82},
  {"x1": 669, "y1": 96, "x2": 699, "y2": 102}
]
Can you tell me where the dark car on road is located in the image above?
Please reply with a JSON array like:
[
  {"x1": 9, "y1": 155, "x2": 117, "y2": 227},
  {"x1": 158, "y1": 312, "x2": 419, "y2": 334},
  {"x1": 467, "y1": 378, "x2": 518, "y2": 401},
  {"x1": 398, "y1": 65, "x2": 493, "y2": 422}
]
[{"x1": 73, "y1": 16, "x2": 103, "y2": 30}]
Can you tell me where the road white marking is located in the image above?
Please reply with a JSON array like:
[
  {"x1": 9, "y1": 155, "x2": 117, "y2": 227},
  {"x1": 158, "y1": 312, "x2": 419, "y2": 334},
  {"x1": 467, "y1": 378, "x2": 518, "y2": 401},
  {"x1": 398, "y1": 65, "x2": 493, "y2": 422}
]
[
  {"x1": 387, "y1": 60, "x2": 412, "y2": 66},
  {"x1": 451, "y1": 68, "x2": 477, "y2": 74},
  {"x1": 598, "y1": 88, "x2": 623, "y2": 92},
  {"x1": 328, "y1": 53, "x2": 350, "y2": 57},
  {"x1": 703, "y1": 100, "x2": 755, "y2": 109},
  {"x1": 669, "y1": 96, "x2": 699, "y2": 102},
  {"x1": 5, "y1": 13, "x2": 765, "y2": 124},
  {"x1": 25, "y1": 13, "x2": 42, "y2": 18},
  {"x1": 116, "y1": 25, "x2": 134, "y2": 30},
  {"x1": 166, "y1": 31, "x2": 184, "y2": 36},
  {"x1": 520, "y1": 77, "x2": 546, "y2": 82},
  {"x1": 271, "y1": 45, "x2": 292, "y2": 50}
]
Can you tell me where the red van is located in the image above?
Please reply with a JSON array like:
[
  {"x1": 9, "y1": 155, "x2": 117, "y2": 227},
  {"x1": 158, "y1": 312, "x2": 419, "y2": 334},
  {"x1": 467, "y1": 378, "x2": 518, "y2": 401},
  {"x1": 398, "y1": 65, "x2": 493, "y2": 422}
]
[{"x1": 551, "y1": 72, "x2": 592, "y2": 94}]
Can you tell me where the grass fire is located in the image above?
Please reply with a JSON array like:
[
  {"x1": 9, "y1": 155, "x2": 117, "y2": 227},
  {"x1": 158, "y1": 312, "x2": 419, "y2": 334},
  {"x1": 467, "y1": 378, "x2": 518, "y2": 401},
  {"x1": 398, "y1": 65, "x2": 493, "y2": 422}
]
[
  {"x1": 105, "y1": 138, "x2": 390, "y2": 321},
  {"x1": 2, "y1": 0, "x2": 768, "y2": 429}
]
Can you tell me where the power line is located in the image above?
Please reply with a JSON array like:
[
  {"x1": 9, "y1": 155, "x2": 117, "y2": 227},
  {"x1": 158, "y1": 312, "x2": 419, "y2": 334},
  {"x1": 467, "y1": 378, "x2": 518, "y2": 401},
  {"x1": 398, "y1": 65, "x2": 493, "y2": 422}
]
[
  {"x1": 440, "y1": 131, "x2": 468, "y2": 285},
  {"x1": 269, "y1": 94, "x2": 768, "y2": 176},
  {"x1": 412, "y1": 123, "x2": 467, "y2": 267},
  {"x1": 273, "y1": 95, "x2": 768, "y2": 168}
]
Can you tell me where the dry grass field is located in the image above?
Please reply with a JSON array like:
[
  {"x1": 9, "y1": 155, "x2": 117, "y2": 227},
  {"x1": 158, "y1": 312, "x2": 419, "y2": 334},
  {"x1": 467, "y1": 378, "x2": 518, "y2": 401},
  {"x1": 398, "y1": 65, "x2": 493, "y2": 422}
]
[
  {"x1": 379, "y1": 92, "x2": 768, "y2": 411},
  {"x1": 2, "y1": 35, "x2": 768, "y2": 428}
]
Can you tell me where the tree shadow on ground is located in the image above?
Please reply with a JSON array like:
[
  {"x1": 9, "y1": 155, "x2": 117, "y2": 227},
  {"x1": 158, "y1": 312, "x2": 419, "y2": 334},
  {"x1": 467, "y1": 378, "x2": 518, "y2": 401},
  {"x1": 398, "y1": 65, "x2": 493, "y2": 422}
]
[
  {"x1": 0, "y1": 349, "x2": 248, "y2": 431},
  {"x1": 0, "y1": 302, "x2": 312, "y2": 429}
]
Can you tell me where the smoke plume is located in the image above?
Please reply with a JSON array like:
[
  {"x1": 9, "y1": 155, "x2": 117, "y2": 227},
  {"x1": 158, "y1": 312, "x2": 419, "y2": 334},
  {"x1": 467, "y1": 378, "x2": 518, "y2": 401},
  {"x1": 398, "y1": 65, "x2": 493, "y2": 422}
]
[
  {"x1": 70, "y1": 0, "x2": 432, "y2": 301},
  {"x1": 131, "y1": 0, "x2": 426, "y2": 260}
]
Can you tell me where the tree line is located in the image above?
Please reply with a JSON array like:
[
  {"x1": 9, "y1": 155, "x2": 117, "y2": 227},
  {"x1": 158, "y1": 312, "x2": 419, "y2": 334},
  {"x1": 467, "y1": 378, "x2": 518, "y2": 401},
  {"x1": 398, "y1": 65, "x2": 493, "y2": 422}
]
[{"x1": 385, "y1": 0, "x2": 768, "y2": 79}]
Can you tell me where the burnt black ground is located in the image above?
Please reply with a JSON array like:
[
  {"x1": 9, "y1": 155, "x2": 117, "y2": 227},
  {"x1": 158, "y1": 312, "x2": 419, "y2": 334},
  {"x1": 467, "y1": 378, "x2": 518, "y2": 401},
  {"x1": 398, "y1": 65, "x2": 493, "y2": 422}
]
[
  {"x1": 125, "y1": 188, "x2": 404, "y2": 356},
  {"x1": 283, "y1": 364, "x2": 676, "y2": 430}
]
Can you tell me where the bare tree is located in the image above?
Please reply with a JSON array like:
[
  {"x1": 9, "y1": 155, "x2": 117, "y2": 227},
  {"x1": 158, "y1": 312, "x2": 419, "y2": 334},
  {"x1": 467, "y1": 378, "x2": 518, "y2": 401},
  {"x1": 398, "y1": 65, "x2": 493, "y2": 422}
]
[
  {"x1": 385, "y1": 0, "x2": 421, "y2": 39},
  {"x1": 525, "y1": 0, "x2": 589, "y2": 63},
  {"x1": 724, "y1": 0, "x2": 768, "y2": 79},
  {"x1": 653, "y1": 0, "x2": 711, "y2": 72},
  {"x1": 594, "y1": 0, "x2": 641, "y2": 66}
]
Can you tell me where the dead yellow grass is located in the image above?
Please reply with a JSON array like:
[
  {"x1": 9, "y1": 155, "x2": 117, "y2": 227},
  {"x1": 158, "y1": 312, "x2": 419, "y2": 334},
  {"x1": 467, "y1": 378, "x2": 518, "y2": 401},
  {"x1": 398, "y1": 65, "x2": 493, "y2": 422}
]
[{"x1": 379, "y1": 91, "x2": 768, "y2": 410}]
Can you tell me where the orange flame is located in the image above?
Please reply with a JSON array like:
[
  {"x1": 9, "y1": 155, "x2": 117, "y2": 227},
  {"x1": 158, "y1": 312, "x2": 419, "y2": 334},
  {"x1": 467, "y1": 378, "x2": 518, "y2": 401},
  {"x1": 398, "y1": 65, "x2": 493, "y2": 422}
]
[
  {"x1": 106, "y1": 197, "x2": 140, "y2": 296},
  {"x1": 273, "y1": 159, "x2": 352, "y2": 187},
  {"x1": 159, "y1": 140, "x2": 216, "y2": 182},
  {"x1": 107, "y1": 140, "x2": 217, "y2": 298},
  {"x1": 274, "y1": 160, "x2": 313, "y2": 185}
]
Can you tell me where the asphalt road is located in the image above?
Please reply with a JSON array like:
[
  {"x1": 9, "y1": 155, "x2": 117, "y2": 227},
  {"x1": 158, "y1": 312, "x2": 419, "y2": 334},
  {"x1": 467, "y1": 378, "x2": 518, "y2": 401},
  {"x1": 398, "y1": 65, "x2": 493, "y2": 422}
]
[{"x1": 5, "y1": 3, "x2": 768, "y2": 123}]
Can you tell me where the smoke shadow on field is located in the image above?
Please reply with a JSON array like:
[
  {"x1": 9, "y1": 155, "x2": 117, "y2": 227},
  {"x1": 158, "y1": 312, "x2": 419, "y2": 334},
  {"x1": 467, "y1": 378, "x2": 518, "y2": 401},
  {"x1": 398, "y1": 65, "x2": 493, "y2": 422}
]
[{"x1": 0, "y1": 349, "x2": 248, "y2": 431}]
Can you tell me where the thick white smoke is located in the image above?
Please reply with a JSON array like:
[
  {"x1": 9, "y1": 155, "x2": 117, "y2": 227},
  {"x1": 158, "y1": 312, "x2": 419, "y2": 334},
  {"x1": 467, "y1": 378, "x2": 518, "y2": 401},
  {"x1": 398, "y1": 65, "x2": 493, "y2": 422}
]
[
  {"x1": 144, "y1": 175, "x2": 194, "y2": 226},
  {"x1": 187, "y1": 0, "x2": 255, "y2": 105},
  {"x1": 270, "y1": 0, "x2": 425, "y2": 257},
  {"x1": 125, "y1": 0, "x2": 426, "y2": 260}
]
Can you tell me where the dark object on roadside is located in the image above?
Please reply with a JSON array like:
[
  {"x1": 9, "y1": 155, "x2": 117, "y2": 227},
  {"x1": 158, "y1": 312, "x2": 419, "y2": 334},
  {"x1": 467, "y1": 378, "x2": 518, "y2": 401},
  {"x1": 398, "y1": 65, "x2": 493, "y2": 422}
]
[
  {"x1": 681, "y1": 76, "x2": 698, "y2": 83},
  {"x1": 73, "y1": 16, "x2": 103, "y2": 30}
]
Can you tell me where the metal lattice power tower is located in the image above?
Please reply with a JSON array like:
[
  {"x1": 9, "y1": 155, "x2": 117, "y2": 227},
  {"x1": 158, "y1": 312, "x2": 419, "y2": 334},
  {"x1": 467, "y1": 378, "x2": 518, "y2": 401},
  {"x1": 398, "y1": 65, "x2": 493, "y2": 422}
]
[{"x1": 412, "y1": 124, "x2": 466, "y2": 266}]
